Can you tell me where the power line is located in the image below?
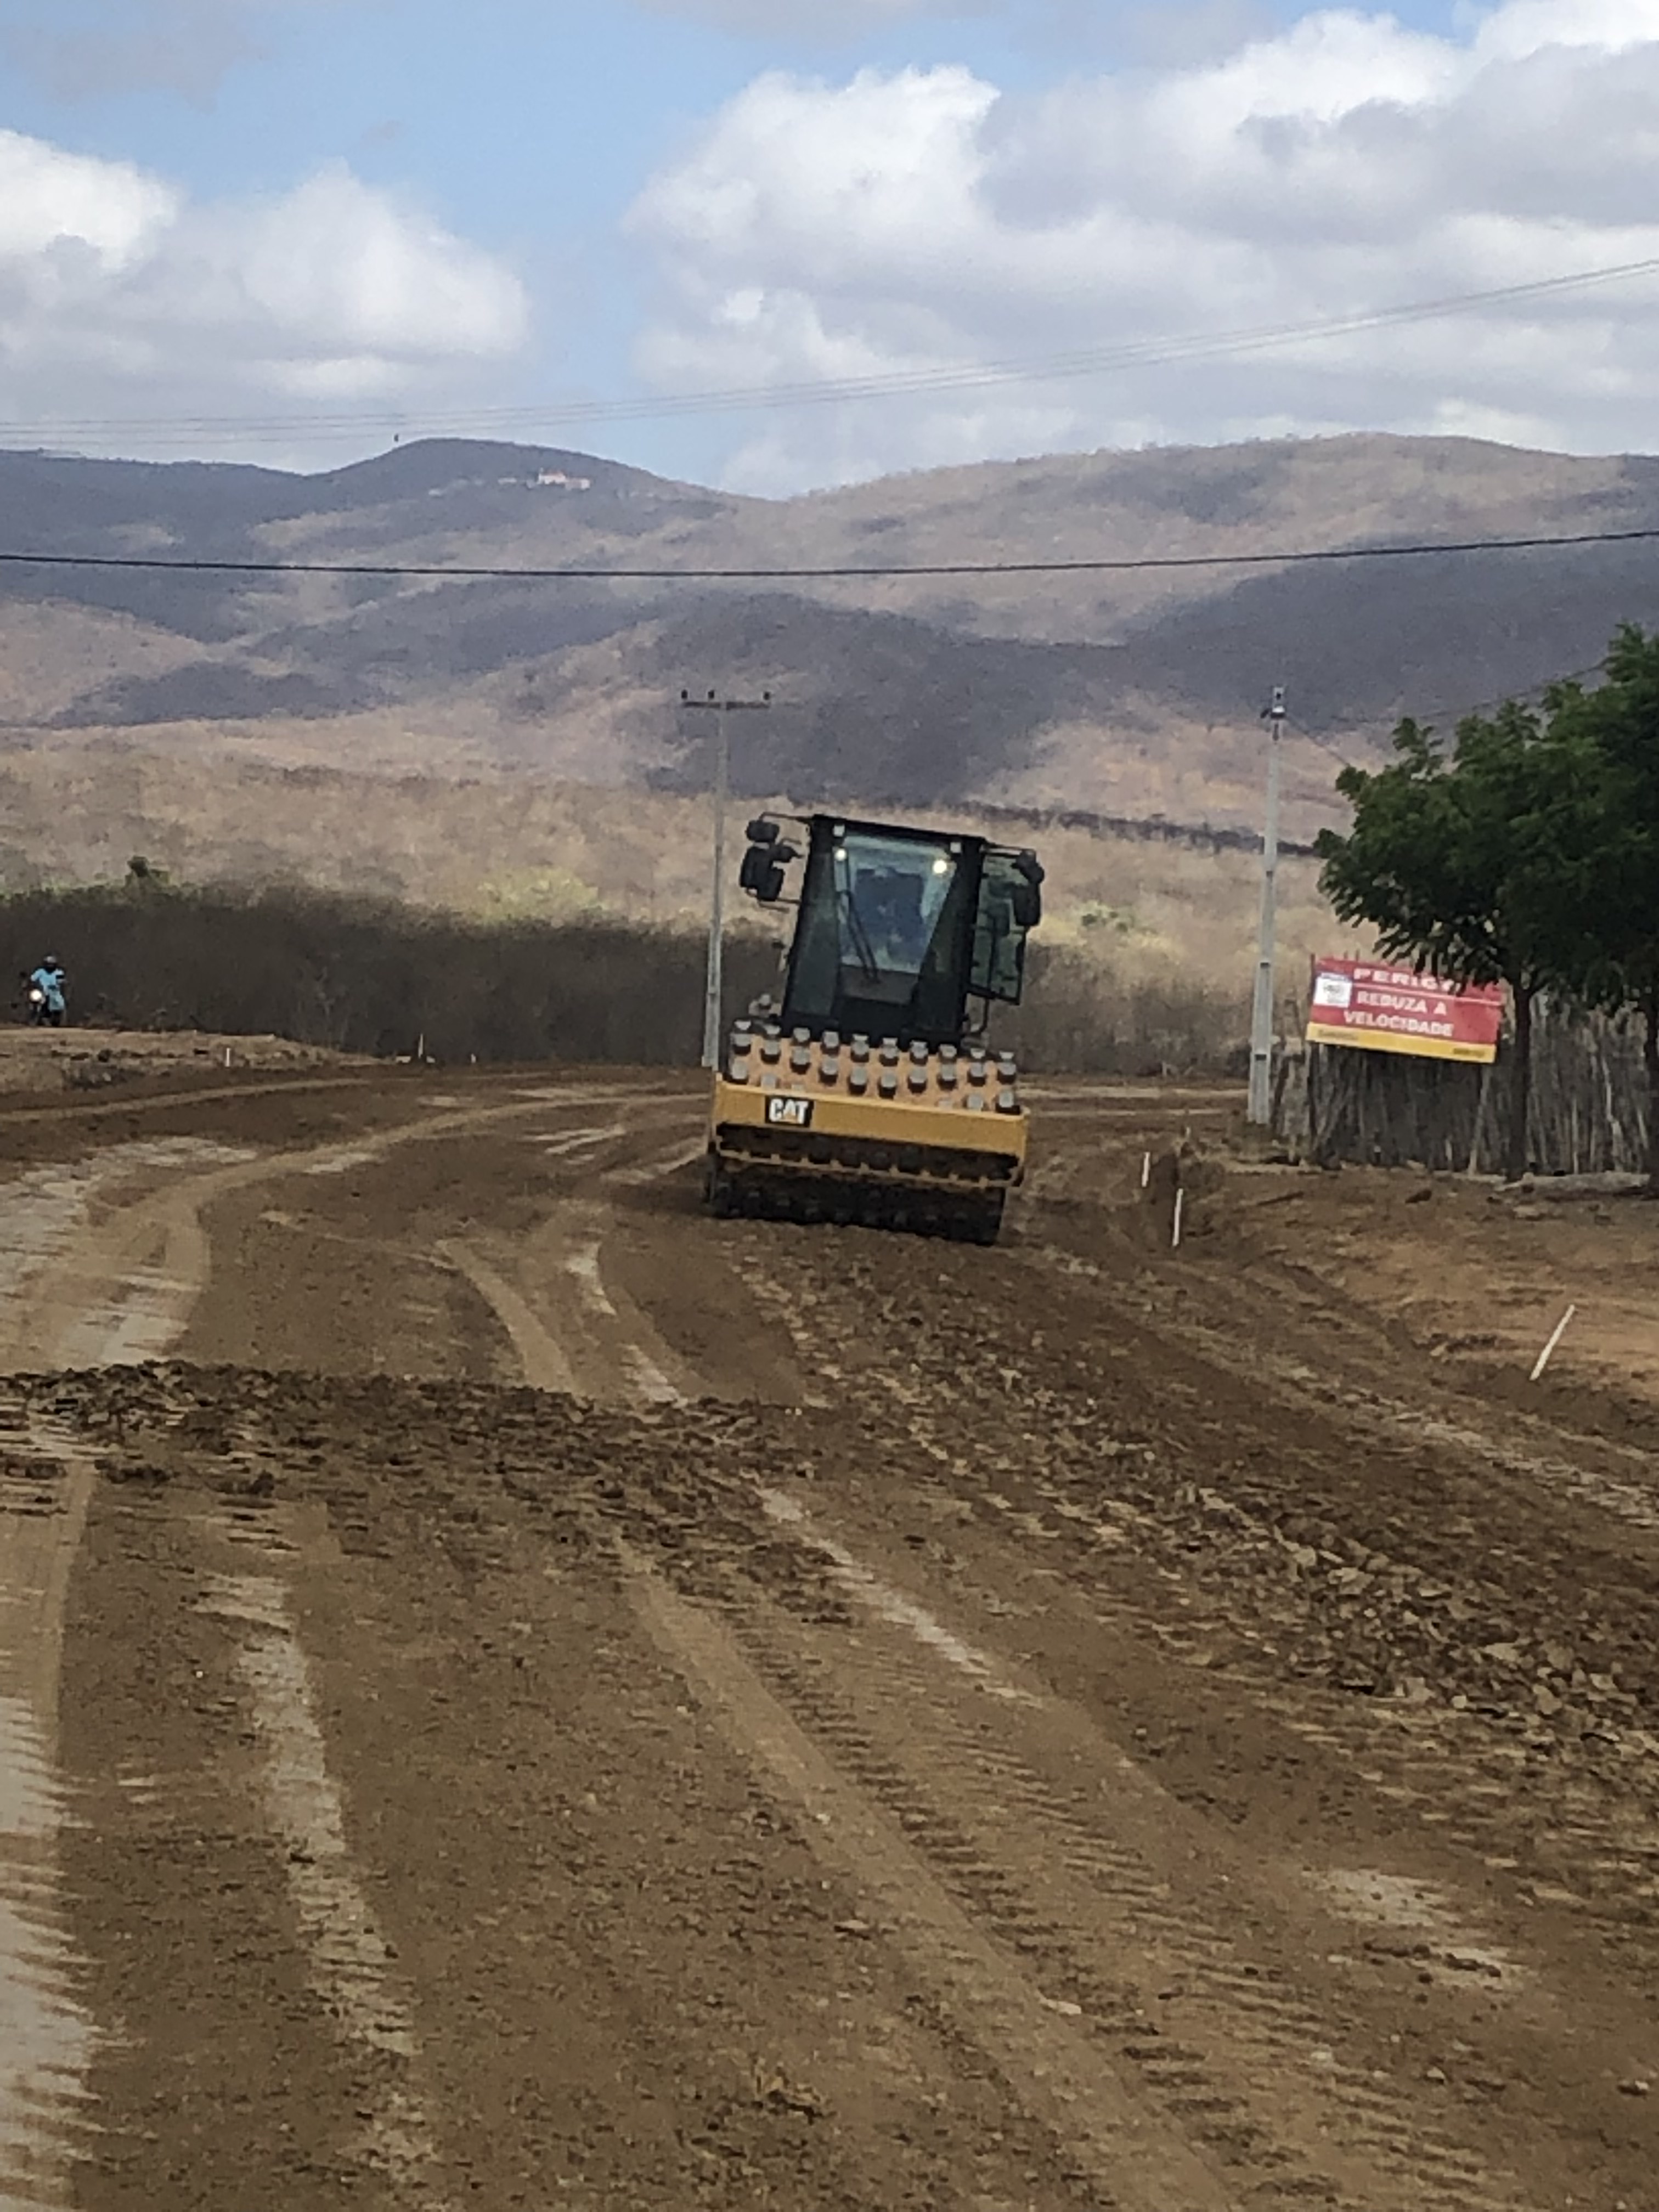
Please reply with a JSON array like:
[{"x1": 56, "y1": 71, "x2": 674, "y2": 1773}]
[
  {"x1": 1285, "y1": 716, "x2": 1361, "y2": 774},
  {"x1": 1292, "y1": 653, "x2": 1617, "y2": 755},
  {"x1": 2, "y1": 522, "x2": 1658, "y2": 583},
  {"x1": 4, "y1": 254, "x2": 1657, "y2": 450}
]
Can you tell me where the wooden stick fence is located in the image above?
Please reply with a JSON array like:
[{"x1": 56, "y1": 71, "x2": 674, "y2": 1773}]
[{"x1": 1273, "y1": 998, "x2": 1650, "y2": 1176}]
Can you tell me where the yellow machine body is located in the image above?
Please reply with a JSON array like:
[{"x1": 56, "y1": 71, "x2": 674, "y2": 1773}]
[
  {"x1": 706, "y1": 1032, "x2": 1026, "y2": 1240},
  {"x1": 704, "y1": 809, "x2": 1042, "y2": 1242}
]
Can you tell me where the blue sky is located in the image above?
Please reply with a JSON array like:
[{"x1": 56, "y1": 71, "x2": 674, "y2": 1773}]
[{"x1": 2, "y1": 1, "x2": 1656, "y2": 489}]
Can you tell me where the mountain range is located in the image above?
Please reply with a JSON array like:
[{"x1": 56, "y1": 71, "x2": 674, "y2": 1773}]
[{"x1": 4, "y1": 429, "x2": 1659, "y2": 848}]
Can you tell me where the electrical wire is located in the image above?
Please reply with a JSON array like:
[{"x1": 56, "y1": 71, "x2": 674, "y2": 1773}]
[
  {"x1": 1290, "y1": 653, "x2": 1619, "y2": 758},
  {"x1": 1284, "y1": 716, "x2": 1362, "y2": 774},
  {"x1": 3, "y1": 522, "x2": 1658, "y2": 582},
  {"x1": 3, "y1": 253, "x2": 1657, "y2": 450}
]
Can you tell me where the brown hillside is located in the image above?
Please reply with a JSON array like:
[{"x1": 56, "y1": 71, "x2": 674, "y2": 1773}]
[{"x1": 3, "y1": 430, "x2": 1658, "y2": 850}]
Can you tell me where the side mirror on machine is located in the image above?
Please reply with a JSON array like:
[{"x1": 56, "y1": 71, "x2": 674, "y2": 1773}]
[
  {"x1": 740, "y1": 848, "x2": 783, "y2": 900},
  {"x1": 1011, "y1": 850, "x2": 1045, "y2": 930},
  {"x1": 740, "y1": 836, "x2": 797, "y2": 904}
]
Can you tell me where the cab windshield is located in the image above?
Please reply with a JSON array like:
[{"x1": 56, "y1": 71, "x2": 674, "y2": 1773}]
[
  {"x1": 785, "y1": 825, "x2": 973, "y2": 1041},
  {"x1": 835, "y1": 832, "x2": 958, "y2": 993}
]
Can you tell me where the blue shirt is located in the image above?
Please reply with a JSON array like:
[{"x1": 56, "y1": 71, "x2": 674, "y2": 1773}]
[{"x1": 29, "y1": 967, "x2": 65, "y2": 1013}]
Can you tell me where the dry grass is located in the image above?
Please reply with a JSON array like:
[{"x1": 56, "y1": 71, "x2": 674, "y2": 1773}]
[
  {"x1": 2, "y1": 737, "x2": 1338, "y2": 985},
  {"x1": 10, "y1": 432, "x2": 1656, "y2": 851},
  {"x1": 0, "y1": 741, "x2": 1348, "y2": 1071},
  {"x1": 0, "y1": 882, "x2": 780, "y2": 1066}
]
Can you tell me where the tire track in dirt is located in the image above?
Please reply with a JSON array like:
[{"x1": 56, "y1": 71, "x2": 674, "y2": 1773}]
[
  {"x1": 438, "y1": 1242, "x2": 580, "y2": 1395},
  {"x1": 0, "y1": 1417, "x2": 98, "y2": 2212},
  {"x1": 195, "y1": 1502, "x2": 457, "y2": 2212},
  {"x1": 630, "y1": 1561, "x2": 1238, "y2": 2212},
  {"x1": 1056, "y1": 1241, "x2": 1659, "y2": 1548},
  {"x1": 715, "y1": 1562, "x2": 1539, "y2": 2212},
  {"x1": 744, "y1": 1243, "x2": 1659, "y2": 1960},
  {"x1": 0, "y1": 1075, "x2": 369, "y2": 1132},
  {"x1": 468, "y1": 1162, "x2": 1516, "y2": 2207},
  {"x1": 0, "y1": 1141, "x2": 253, "y2": 1374},
  {"x1": 0, "y1": 1086, "x2": 654, "y2": 2209},
  {"x1": 0, "y1": 1138, "x2": 264, "y2": 2207},
  {"x1": 459, "y1": 1172, "x2": 1247, "y2": 2202},
  {"x1": 449, "y1": 1134, "x2": 708, "y2": 1408},
  {"x1": 996, "y1": 1451, "x2": 1659, "y2": 1963},
  {"x1": 1, "y1": 1094, "x2": 652, "y2": 1379},
  {"x1": 727, "y1": 1251, "x2": 1572, "y2": 2212},
  {"x1": 473, "y1": 1167, "x2": 1356, "y2": 2203}
]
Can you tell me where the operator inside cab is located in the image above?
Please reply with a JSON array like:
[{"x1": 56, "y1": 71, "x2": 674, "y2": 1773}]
[
  {"x1": 784, "y1": 826, "x2": 972, "y2": 1042},
  {"x1": 856, "y1": 861, "x2": 935, "y2": 973},
  {"x1": 751, "y1": 811, "x2": 1043, "y2": 1051}
]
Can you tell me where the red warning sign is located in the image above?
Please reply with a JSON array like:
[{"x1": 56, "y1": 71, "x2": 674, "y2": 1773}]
[{"x1": 1306, "y1": 958, "x2": 1505, "y2": 1064}]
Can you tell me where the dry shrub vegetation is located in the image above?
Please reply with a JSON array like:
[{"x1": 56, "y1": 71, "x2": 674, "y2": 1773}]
[
  {"x1": 1, "y1": 882, "x2": 781, "y2": 1068},
  {"x1": 0, "y1": 761, "x2": 1337, "y2": 1072},
  {"x1": 0, "y1": 873, "x2": 1312, "y2": 1074}
]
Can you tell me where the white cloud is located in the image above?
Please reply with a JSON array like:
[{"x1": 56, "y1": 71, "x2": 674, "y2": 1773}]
[
  {"x1": 0, "y1": 0, "x2": 359, "y2": 100},
  {"x1": 627, "y1": 0, "x2": 1659, "y2": 490},
  {"x1": 0, "y1": 132, "x2": 529, "y2": 452}
]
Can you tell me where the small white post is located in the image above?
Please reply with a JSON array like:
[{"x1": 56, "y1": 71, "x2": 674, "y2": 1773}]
[
  {"x1": 416, "y1": 1031, "x2": 425, "y2": 1064},
  {"x1": 1530, "y1": 1304, "x2": 1576, "y2": 1382},
  {"x1": 1171, "y1": 1187, "x2": 1186, "y2": 1251},
  {"x1": 1141, "y1": 1150, "x2": 1152, "y2": 1190}
]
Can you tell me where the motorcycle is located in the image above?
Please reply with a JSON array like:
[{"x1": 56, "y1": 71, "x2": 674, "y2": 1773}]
[{"x1": 22, "y1": 976, "x2": 65, "y2": 1028}]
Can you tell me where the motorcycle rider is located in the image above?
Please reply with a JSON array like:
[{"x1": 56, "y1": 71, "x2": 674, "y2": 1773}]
[{"x1": 26, "y1": 956, "x2": 66, "y2": 1027}]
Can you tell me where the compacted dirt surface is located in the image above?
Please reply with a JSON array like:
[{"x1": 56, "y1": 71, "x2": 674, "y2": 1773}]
[{"x1": 1, "y1": 1055, "x2": 1655, "y2": 2212}]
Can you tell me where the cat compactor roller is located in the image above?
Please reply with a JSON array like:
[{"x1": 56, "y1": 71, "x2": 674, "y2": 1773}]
[{"x1": 704, "y1": 812, "x2": 1043, "y2": 1242}]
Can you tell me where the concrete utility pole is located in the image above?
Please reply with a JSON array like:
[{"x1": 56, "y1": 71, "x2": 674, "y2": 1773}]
[
  {"x1": 680, "y1": 689, "x2": 771, "y2": 1070},
  {"x1": 1246, "y1": 683, "x2": 1286, "y2": 1128}
]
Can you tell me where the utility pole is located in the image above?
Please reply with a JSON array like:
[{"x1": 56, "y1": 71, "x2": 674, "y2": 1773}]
[
  {"x1": 680, "y1": 688, "x2": 770, "y2": 1069},
  {"x1": 1246, "y1": 682, "x2": 1286, "y2": 1128}
]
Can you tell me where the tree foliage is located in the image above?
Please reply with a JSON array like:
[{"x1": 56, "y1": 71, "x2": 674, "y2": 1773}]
[
  {"x1": 1315, "y1": 658, "x2": 1640, "y2": 1184},
  {"x1": 1540, "y1": 626, "x2": 1659, "y2": 1184}
]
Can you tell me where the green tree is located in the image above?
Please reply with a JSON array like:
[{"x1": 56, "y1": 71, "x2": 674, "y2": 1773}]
[
  {"x1": 1543, "y1": 625, "x2": 1659, "y2": 1189},
  {"x1": 1316, "y1": 707, "x2": 1610, "y2": 1182}
]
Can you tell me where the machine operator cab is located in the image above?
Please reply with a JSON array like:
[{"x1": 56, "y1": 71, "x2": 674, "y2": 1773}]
[
  {"x1": 709, "y1": 812, "x2": 1043, "y2": 1242},
  {"x1": 740, "y1": 814, "x2": 1043, "y2": 1045}
]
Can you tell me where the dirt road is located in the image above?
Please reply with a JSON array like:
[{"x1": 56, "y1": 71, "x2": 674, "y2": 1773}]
[{"x1": 1, "y1": 1063, "x2": 1654, "y2": 2211}]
